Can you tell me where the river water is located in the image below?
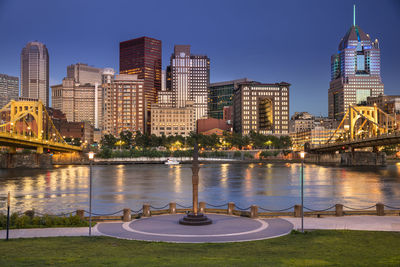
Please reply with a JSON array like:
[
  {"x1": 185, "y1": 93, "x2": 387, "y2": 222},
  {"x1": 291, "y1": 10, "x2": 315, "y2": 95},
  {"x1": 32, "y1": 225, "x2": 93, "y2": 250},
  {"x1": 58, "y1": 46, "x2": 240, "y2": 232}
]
[{"x1": 1, "y1": 163, "x2": 400, "y2": 214}]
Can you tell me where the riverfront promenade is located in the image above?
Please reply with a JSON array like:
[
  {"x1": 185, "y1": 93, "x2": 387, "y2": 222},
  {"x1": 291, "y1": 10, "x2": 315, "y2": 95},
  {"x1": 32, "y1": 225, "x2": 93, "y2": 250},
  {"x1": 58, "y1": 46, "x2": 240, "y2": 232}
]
[{"x1": 1, "y1": 215, "x2": 400, "y2": 243}]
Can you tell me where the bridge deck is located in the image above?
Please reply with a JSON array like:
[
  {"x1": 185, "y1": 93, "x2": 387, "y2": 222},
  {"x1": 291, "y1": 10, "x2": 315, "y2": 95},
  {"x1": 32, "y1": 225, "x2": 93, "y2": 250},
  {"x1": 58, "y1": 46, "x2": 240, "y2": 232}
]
[
  {"x1": 0, "y1": 132, "x2": 82, "y2": 153},
  {"x1": 310, "y1": 132, "x2": 400, "y2": 153}
]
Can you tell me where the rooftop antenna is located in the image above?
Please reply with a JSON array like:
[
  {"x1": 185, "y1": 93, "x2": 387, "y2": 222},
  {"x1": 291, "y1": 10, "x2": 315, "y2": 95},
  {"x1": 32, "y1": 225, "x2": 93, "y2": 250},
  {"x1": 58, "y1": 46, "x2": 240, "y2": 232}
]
[{"x1": 353, "y1": 4, "x2": 356, "y2": 26}]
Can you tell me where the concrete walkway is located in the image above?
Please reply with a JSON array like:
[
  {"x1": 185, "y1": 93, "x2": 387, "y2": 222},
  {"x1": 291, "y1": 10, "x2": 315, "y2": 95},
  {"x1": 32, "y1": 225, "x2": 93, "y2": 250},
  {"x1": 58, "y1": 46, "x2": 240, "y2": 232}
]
[
  {"x1": 1, "y1": 215, "x2": 399, "y2": 242},
  {"x1": 96, "y1": 214, "x2": 293, "y2": 243},
  {"x1": 285, "y1": 216, "x2": 400, "y2": 232}
]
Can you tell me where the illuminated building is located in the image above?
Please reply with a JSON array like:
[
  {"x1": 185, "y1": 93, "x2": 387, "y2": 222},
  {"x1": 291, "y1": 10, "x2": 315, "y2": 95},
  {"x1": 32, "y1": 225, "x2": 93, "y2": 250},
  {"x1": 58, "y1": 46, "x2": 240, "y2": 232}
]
[
  {"x1": 329, "y1": 6, "x2": 384, "y2": 120},
  {"x1": 290, "y1": 127, "x2": 343, "y2": 151},
  {"x1": 161, "y1": 45, "x2": 210, "y2": 122},
  {"x1": 103, "y1": 74, "x2": 145, "y2": 135},
  {"x1": 0, "y1": 74, "x2": 18, "y2": 108},
  {"x1": 233, "y1": 82, "x2": 290, "y2": 135},
  {"x1": 150, "y1": 101, "x2": 195, "y2": 137},
  {"x1": 20, "y1": 41, "x2": 49, "y2": 106}
]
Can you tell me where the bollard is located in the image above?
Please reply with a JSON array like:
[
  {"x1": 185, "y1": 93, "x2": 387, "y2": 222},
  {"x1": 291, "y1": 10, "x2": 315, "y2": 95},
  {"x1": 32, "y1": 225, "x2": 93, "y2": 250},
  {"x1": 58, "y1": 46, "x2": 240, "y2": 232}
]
[
  {"x1": 227, "y1": 202, "x2": 235, "y2": 215},
  {"x1": 376, "y1": 203, "x2": 384, "y2": 216},
  {"x1": 143, "y1": 204, "x2": 151, "y2": 217},
  {"x1": 76, "y1": 209, "x2": 85, "y2": 220},
  {"x1": 123, "y1": 208, "x2": 131, "y2": 222},
  {"x1": 250, "y1": 205, "x2": 258, "y2": 218},
  {"x1": 294, "y1": 205, "x2": 302, "y2": 217},
  {"x1": 335, "y1": 204, "x2": 344, "y2": 217},
  {"x1": 199, "y1": 202, "x2": 206, "y2": 213},
  {"x1": 169, "y1": 202, "x2": 176, "y2": 214}
]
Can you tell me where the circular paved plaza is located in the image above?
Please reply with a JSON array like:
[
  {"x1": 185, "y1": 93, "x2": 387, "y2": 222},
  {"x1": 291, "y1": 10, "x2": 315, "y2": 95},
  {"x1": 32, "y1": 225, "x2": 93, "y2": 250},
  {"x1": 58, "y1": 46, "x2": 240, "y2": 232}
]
[{"x1": 95, "y1": 214, "x2": 294, "y2": 243}]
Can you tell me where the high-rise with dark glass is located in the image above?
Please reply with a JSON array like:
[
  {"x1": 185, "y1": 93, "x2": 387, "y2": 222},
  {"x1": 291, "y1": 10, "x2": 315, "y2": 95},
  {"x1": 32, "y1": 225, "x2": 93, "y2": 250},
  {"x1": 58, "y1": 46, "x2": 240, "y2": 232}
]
[
  {"x1": 208, "y1": 78, "x2": 249, "y2": 119},
  {"x1": 329, "y1": 6, "x2": 384, "y2": 120},
  {"x1": 120, "y1": 36, "x2": 161, "y2": 132},
  {"x1": 120, "y1": 37, "x2": 161, "y2": 103},
  {"x1": 21, "y1": 41, "x2": 49, "y2": 106}
]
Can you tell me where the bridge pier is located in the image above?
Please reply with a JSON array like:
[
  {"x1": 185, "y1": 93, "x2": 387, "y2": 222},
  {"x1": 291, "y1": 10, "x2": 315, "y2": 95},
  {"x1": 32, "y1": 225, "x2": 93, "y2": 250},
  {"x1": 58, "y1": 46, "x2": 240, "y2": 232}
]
[
  {"x1": 305, "y1": 152, "x2": 386, "y2": 166},
  {"x1": 0, "y1": 153, "x2": 52, "y2": 169}
]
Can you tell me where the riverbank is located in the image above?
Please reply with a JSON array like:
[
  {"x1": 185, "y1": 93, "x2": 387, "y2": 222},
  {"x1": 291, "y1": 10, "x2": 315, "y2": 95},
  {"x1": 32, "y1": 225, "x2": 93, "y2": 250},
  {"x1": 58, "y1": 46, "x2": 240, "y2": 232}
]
[{"x1": 0, "y1": 230, "x2": 399, "y2": 266}]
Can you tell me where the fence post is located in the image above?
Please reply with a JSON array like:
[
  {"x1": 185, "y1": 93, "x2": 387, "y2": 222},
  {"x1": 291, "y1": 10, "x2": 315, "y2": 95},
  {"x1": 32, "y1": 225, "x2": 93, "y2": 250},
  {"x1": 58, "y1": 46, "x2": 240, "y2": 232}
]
[
  {"x1": 227, "y1": 202, "x2": 235, "y2": 215},
  {"x1": 376, "y1": 203, "x2": 384, "y2": 216},
  {"x1": 250, "y1": 205, "x2": 258, "y2": 218},
  {"x1": 143, "y1": 204, "x2": 151, "y2": 217},
  {"x1": 199, "y1": 202, "x2": 206, "y2": 213},
  {"x1": 335, "y1": 204, "x2": 344, "y2": 216},
  {"x1": 76, "y1": 209, "x2": 85, "y2": 220},
  {"x1": 294, "y1": 205, "x2": 302, "y2": 217},
  {"x1": 123, "y1": 208, "x2": 131, "y2": 222},
  {"x1": 169, "y1": 202, "x2": 176, "y2": 214}
]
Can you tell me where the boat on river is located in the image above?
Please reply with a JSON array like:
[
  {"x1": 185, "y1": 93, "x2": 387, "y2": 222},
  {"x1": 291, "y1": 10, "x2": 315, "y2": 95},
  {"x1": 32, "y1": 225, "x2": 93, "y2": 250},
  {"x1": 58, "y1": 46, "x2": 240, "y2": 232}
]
[{"x1": 165, "y1": 158, "x2": 179, "y2": 165}]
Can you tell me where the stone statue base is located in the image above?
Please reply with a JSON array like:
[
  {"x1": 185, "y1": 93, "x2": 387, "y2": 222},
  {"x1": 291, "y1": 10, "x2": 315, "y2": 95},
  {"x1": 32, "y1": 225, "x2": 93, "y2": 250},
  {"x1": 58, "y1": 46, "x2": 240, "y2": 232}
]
[{"x1": 179, "y1": 213, "x2": 212, "y2": 226}]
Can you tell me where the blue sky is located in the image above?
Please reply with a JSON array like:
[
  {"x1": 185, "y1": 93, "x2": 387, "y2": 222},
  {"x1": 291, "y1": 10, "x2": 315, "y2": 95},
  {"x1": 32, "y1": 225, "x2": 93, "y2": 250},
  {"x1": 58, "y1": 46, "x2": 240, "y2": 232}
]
[{"x1": 0, "y1": 0, "x2": 399, "y2": 116}]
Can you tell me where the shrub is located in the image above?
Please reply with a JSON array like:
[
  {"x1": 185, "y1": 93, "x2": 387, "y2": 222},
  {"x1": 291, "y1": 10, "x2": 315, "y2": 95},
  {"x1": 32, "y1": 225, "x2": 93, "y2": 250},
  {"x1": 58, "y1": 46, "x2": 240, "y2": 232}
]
[{"x1": 233, "y1": 151, "x2": 242, "y2": 159}]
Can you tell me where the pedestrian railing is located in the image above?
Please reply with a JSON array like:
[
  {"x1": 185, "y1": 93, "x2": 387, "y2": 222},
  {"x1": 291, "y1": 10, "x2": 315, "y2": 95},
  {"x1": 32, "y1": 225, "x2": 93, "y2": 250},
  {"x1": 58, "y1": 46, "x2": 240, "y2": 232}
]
[{"x1": 6, "y1": 202, "x2": 399, "y2": 222}]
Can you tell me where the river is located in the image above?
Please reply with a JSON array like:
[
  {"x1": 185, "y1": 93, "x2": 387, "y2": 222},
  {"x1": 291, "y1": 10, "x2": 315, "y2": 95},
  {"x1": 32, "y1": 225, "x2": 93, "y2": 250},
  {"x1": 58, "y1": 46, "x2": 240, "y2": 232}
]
[{"x1": 1, "y1": 163, "x2": 400, "y2": 214}]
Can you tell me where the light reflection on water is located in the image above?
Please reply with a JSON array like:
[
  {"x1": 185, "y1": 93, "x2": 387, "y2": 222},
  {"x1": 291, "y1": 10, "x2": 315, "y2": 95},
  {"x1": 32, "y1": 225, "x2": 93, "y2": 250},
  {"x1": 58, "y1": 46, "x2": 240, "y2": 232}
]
[{"x1": 0, "y1": 163, "x2": 400, "y2": 214}]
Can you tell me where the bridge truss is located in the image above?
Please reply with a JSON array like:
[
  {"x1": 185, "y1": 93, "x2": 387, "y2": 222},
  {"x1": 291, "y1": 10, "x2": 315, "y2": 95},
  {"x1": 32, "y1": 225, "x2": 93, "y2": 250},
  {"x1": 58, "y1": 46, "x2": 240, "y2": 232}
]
[
  {"x1": 310, "y1": 105, "x2": 398, "y2": 153},
  {"x1": 0, "y1": 100, "x2": 82, "y2": 153}
]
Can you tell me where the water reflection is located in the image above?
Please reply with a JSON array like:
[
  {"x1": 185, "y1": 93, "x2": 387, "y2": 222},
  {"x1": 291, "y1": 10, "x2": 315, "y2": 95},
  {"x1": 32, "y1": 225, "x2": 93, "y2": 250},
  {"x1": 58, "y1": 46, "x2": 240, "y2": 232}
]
[{"x1": 0, "y1": 163, "x2": 400, "y2": 214}]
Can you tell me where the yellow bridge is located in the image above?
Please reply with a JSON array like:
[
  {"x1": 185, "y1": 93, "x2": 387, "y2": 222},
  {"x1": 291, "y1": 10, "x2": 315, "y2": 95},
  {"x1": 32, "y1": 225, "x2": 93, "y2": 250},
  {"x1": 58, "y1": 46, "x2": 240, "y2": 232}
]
[
  {"x1": 310, "y1": 105, "x2": 398, "y2": 153},
  {"x1": 0, "y1": 100, "x2": 82, "y2": 154}
]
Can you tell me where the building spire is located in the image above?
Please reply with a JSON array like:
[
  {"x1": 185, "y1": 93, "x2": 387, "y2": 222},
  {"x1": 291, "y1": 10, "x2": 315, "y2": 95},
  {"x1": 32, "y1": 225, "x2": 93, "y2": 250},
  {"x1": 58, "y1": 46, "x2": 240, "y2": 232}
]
[{"x1": 353, "y1": 4, "x2": 356, "y2": 26}]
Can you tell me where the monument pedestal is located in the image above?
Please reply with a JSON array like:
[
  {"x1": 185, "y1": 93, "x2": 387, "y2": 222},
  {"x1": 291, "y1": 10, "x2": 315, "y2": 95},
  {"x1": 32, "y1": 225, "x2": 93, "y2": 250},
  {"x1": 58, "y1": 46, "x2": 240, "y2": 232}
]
[{"x1": 179, "y1": 212, "x2": 212, "y2": 226}]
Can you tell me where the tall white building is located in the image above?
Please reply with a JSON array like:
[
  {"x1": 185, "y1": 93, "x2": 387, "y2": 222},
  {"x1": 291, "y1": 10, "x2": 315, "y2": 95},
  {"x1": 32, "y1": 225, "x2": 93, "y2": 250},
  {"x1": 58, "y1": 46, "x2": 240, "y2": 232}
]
[
  {"x1": 162, "y1": 45, "x2": 210, "y2": 122},
  {"x1": 20, "y1": 41, "x2": 49, "y2": 106}
]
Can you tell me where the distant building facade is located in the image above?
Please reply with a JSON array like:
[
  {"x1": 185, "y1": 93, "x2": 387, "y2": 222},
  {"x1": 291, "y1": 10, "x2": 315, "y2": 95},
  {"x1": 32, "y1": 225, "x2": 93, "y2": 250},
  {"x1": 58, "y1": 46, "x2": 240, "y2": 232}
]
[
  {"x1": 103, "y1": 74, "x2": 145, "y2": 135},
  {"x1": 367, "y1": 94, "x2": 400, "y2": 114},
  {"x1": 233, "y1": 82, "x2": 290, "y2": 135},
  {"x1": 0, "y1": 74, "x2": 19, "y2": 108},
  {"x1": 328, "y1": 18, "x2": 384, "y2": 120},
  {"x1": 150, "y1": 101, "x2": 195, "y2": 137},
  {"x1": 208, "y1": 78, "x2": 249, "y2": 119},
  {"x1": 161, "y1": 45, "x2": 210, "y2": 122},
  {"x1": 197, "y1": 118, "x2": 230, "y2": 135},
  {"x1": 291, "y1": 127, "x2": 343, "y2": 151},
  {"x1": 20, "y1": 41, "x2": 49, "y2": 106},
  {"x1": 51, "y1": 78, "x2": 103, "y2": 129},
  {"x1": 67, "y1": 63, "x2": 102, "y2": 85}
]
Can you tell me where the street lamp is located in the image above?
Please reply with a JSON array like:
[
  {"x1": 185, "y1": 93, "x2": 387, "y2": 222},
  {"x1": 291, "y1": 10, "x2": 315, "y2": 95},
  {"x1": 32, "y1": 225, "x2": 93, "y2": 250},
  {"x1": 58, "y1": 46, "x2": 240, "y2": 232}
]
[
  {"x1": 88, "y1": 151, "x2": 95, "y2": 236},
  {"x1": 299, "y1": 151, "x2": 306, "y2": 233}
]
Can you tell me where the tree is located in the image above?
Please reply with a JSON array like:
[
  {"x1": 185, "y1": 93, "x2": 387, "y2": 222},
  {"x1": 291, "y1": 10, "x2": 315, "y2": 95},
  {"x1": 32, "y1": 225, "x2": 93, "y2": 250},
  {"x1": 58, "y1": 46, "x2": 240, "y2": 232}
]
[
  {"x1": 100, "y1": 134, "x2": 117, "y2": 149},
  {"x1": 119, "y1": 130, "x2": 133, "y2": 149}
]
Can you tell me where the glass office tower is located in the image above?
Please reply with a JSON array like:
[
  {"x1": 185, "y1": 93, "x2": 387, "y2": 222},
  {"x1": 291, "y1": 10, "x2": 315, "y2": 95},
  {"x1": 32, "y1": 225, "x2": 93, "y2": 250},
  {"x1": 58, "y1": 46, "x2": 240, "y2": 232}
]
[
  {"x1": 20, "y1": 41, "x2": 49, "y2": 106},
  {"x1": 328, "y1": 19, "x2": 384, "y2": 120}
]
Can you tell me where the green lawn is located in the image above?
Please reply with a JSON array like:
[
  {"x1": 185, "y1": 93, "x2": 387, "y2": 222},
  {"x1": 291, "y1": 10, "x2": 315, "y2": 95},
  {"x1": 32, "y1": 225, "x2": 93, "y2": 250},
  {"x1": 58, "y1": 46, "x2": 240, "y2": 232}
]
[{"x1": 0, "y1": 230, "x2": 399, "y2": 266}]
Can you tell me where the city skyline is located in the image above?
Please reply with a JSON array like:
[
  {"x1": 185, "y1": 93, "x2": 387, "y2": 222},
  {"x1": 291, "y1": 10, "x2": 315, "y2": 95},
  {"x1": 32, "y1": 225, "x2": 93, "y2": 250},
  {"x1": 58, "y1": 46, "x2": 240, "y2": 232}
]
[{"x1": 0, "y1": 0, "x2": 399, "y2": 116}]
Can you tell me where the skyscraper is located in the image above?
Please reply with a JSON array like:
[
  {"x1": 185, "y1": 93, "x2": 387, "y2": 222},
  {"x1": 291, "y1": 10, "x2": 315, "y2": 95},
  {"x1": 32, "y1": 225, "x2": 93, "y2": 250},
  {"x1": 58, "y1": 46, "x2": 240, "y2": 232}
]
[
  {"x1": 120, "y1": 36, "x2": 161, "y2": 132},
  {"x1": 328, "y1": 6, "x2": 384, "y2": 120},
  {"x1": 0, "y1": 74, "x2": 19, "y2": 108},
  {"x1": 20, "y1": 41, "x2": 49, "y2": 106},
  {"x1": 162, "y1": 45, "x2": 210, "y2": 121}
]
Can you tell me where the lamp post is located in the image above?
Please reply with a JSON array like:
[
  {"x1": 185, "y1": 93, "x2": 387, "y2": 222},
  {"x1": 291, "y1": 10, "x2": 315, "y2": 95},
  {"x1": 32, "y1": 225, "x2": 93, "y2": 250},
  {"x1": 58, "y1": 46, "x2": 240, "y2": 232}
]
[
  {"x1": 88, "y1": 151, "x2": 95, "y2": 236},
  {"x1": 300, "y1": 151, "x2": 306, "y2": 233}
]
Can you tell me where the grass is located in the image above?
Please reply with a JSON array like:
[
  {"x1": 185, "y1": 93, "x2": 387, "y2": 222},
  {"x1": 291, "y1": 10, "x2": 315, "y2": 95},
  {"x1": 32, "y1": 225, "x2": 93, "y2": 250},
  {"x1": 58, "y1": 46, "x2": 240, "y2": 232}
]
[{"x1": 0, "y1": 230, "x2": 399, "y2": 266}]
